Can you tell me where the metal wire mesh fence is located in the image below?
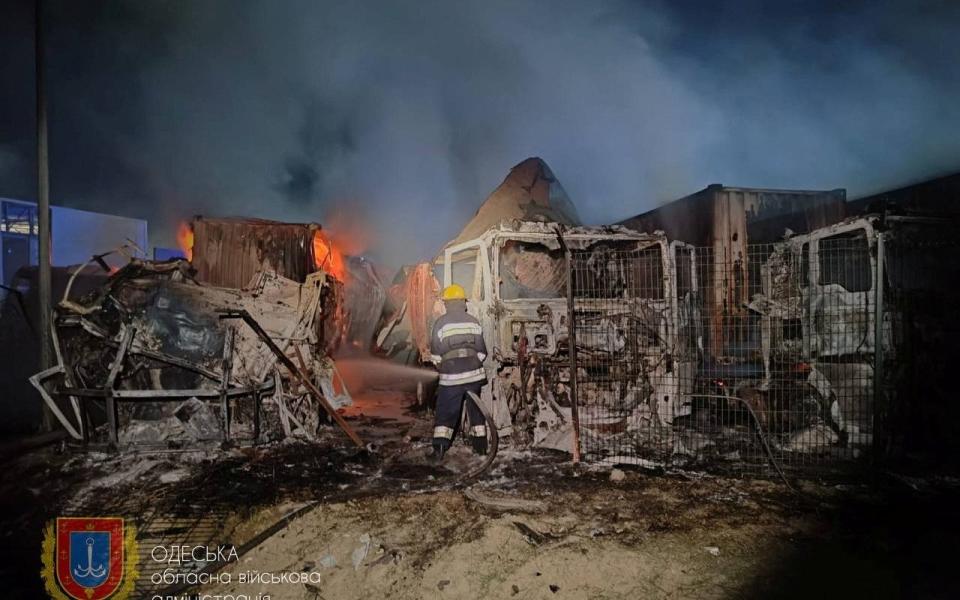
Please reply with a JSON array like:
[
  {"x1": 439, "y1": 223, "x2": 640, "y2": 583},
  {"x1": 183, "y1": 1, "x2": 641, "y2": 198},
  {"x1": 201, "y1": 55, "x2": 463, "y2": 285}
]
[
  {"x1": 567, "y1": 225, "x2": 918, "y2": 475},
  {"x1": 877, "y1": 220, "x2": 960, "y2": 460}
]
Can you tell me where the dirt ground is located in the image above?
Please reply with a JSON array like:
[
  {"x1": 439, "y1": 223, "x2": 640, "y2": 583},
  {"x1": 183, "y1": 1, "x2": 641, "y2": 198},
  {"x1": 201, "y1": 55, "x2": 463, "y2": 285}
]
[
  {"x1": 199, "y1": 465, "x2": 960, "y2": 600},
  {"x1": 207, "y1": 476, "x2": 799, "y2": 599},
  {"x1": 2, "y1": 389, "x2": 959, "y2": 599}
]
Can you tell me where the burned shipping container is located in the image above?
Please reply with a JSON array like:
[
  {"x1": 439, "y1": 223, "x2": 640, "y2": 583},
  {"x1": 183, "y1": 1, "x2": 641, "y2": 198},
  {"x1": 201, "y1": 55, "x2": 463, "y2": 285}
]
[
  {"x1": 618, "y1": 185, "x2": 847, "y2": 360},
  {"x1": 190, "y1": 216, "x2": 344, "y2": 288},
  {"x1": 189, "y1": 216, "x2": 385, "y2": 353},
  {"x1": 848, "y1": 171, "x2": 960, "y2": 219}
]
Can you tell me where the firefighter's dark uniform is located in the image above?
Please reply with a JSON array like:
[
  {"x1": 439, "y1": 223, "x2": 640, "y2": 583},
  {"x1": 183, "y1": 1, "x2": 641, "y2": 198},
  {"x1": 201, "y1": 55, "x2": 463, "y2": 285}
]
[{"x1": 429, "y1": 297, "x2": 488, "y2": 457}]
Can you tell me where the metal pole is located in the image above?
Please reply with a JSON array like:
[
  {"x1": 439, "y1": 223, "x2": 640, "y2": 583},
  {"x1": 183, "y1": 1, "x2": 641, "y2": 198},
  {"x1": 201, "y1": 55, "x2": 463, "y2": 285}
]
[
  {"x1": 873, "y1": 232, "x2": 885, "y2": 459},
  {"x1": 36, "y1": 0, "x2": 54, "y2": 431},
  {"x1": 556, "y1": 229, "x2": 582, "y2": 463},
  {"x1": 218, "y1": 309, "x2": 364, "y2": 448}
]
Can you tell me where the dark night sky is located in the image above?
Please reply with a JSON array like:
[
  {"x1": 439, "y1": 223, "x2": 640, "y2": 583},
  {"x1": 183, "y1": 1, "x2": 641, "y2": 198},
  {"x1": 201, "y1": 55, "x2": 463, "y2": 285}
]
[{"x1": 1, "y1": 0, "x2": 958, "y2": 264}]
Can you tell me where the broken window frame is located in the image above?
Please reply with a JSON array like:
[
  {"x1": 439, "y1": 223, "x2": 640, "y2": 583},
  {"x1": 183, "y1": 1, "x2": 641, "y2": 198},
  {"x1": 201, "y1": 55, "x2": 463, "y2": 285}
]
[
  {"x1": 669, "y1": 241, "x2": 703, "y2": 358},
  {"x1": 575, "y1": 241, "x2": 666, "y2": 301},
  {"x1": 672, "y1": 242, "x2": 696, "y2": 302},
  {"x1": 442, "y1": 238, "x2": 493, "y2": 306},
  {"x1": 816, "y1": 229, "x2": 873, "y2": 293},
  {"x1": 493, "y1": 234, "x2": 670, "y2": 303},
  {"x1": 792, "y1": 221, "x2": 878, "y2": 359},
  {"x1": 496, "y1": 239, "x2": 566, "y2": 300},
  {"x1": 804, "y1": 222, "x2": 876, "y2": 295}
]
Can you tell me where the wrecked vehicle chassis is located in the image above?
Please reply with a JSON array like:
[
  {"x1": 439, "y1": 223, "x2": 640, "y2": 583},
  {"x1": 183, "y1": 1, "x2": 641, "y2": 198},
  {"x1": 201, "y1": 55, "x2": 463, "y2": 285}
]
[
  {"x1": 439, "y1": 222, "x2": 700, "y2": 453},
  {"x1": 31, "y1": 259, "x2": 351, "y2": 449}
]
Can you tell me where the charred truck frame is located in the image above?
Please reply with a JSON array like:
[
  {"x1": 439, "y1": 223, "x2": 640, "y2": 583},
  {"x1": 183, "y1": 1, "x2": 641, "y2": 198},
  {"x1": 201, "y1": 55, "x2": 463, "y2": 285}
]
[
  {"x1": 30, "y1": 217, "x2": 364, "y2": 450},
  {"x1": 440, "y1": 210, "x2": 958, "y2": 472},
  {"x1": 747, "y1": 213, "x2": 960, "y2": 462},
  {"x1": 439, "y1": 222, "x2": 701, "y2": 455}
]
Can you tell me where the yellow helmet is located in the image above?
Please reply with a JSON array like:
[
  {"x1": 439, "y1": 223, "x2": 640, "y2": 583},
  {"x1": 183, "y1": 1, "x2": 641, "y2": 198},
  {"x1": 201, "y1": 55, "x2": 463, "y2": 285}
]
[{"x1": 442, "y1": 284, "x2": 467, "y2": 301}]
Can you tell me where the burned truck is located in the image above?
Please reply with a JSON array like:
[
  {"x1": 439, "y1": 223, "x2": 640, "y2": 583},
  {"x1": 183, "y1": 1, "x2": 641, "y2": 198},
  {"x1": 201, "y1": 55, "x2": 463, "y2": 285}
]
[
  {"x1": 746, "y1": 213, "x2": 960, "y2": 458},
  {"x1": 30, "y1": 259, "x2": 352, "y2": 448},
  {"x1": 438, "y1": 221, "x2": 702, "y2": 454},
  {"x1": 30, "y1": 217, "x2": 368, "y2": 449},
  {"x1": 376, "y1": 157, "x2": 706, "y2": 458}
]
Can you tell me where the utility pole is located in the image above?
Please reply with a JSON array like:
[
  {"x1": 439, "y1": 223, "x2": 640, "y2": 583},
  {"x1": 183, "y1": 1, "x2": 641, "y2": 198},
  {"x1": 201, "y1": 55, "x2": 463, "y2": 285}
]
[{"x1": 36, "y1": 0, "x2": 53, "y2": 430}]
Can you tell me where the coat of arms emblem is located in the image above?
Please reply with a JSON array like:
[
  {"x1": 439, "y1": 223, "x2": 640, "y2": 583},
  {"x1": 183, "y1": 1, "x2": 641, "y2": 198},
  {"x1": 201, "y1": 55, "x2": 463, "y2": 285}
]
[{"x1": 42, "y1": 517, "x2": 138, "y2": 600}]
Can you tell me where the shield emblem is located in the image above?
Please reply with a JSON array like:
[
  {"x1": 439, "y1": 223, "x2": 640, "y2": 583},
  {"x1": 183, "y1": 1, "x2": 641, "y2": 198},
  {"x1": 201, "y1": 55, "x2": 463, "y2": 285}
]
[{"x1": 55, "y1": 518, "x2": 125, "y2": 600}]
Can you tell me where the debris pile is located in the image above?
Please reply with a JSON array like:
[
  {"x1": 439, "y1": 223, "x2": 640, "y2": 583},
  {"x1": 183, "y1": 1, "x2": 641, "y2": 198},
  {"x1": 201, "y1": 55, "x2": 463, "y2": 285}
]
[{"x1": 31, "y1": 257, "x2": 351, "y2": 447}]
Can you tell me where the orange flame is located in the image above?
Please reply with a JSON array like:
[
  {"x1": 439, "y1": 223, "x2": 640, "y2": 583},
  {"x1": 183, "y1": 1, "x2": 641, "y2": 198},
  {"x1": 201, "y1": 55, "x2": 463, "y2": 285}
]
[
  {"x1": 177, "y1": 222, "x2": 194, "y2": 261},
  {"x1": 312, "y1": 229, "x2": 346, "y2": 281},
  {"x1": 323, "y1": 208, "x2": 371, "y2": 257}
]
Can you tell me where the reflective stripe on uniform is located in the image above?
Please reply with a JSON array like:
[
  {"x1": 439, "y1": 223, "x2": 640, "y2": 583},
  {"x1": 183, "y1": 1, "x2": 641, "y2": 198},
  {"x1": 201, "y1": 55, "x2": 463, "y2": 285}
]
[
  {"x1": 470, "y1": 425, "x2": 487, "y2": 437},
  {"x1": 442, "y1": 348, "x2": 478, "y2": 360},
  {"x1": 438, "y1": 368, "x2": 486, "y2": 386},
  {"x1": 437, "y1": 322, "x2": 483, "y2": 341},
  {"x1": 433, "y1": 425, "x2": 454, "y2": 440}
]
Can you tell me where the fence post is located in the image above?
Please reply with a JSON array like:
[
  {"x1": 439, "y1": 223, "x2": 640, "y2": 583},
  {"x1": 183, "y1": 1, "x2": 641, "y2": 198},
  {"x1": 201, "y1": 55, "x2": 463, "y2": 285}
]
[
  {"x1": 556, "y1": 229, "x2": 582, "y2": 463},
  {"x1": 873, "y1": 232, "x2": 886, "y2": 460}
]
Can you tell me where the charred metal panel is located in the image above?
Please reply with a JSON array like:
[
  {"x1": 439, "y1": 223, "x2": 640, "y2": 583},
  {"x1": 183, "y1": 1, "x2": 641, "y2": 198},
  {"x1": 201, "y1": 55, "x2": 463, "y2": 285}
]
[
  {"x1": 741, "y1": 188, "x2": 848, "y2": 242},
  {"x1": 191, "y1": 217, "x2": 321, "y2": 288},
  {"x1": 341, "y1": 256, "x2": 386, "y2": 352}
]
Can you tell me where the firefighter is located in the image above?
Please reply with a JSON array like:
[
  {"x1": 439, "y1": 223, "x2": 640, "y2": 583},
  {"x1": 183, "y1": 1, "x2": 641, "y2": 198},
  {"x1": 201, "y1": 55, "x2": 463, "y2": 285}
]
[{"x1": 427, "y1": 284, "x2": 489, "y2": 461}]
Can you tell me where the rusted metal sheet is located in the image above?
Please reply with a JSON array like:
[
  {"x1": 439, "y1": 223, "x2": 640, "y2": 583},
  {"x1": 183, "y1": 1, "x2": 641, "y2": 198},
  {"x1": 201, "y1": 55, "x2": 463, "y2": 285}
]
[
  {"x1": 341, "y1": 256, "x2": 386, "y2": 352},
  {"x1": 190, "y1": 217, "x2": 326, "y2": 288}
]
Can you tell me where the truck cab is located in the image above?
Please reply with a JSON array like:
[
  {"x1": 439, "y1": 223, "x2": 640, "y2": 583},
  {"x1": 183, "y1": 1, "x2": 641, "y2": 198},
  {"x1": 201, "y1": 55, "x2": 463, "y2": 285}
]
[
  {"x1": 753, "y1": 214, "x2": 958, "y2": 450},
  {"x1": 439, "y1": 221, "x2": 700, "y2": 449}
]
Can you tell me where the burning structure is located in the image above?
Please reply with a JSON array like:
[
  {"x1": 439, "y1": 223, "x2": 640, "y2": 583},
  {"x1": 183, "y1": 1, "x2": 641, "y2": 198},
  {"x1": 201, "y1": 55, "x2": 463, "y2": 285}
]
[
  {"x1": 189, "y1": 216, "x2": 346, "y2": 286},
  {"x1": 189, "y1": 216, "x2": 385, "y2": 351},
  {"x1": 30, "y1": 258, "x2": 352, "y2": 447},
  {"x1": 29, "y1": 216, "x2": 376, "y2": 449},
  {"x1": 24, "y1": 156, "x2": 960, "y2": 472}
]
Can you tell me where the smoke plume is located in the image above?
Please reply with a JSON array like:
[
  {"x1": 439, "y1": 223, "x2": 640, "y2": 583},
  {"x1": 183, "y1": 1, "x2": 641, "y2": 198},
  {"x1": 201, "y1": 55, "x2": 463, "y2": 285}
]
[{"x1": 0, "y1": 0, "x2": 958, "y2": 268}]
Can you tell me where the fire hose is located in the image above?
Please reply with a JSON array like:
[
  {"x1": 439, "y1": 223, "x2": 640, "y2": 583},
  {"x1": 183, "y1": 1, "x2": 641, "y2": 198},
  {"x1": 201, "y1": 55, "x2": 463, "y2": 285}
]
[{"x1": 460, "y1": 390, "x2": 499, "y2": 480}]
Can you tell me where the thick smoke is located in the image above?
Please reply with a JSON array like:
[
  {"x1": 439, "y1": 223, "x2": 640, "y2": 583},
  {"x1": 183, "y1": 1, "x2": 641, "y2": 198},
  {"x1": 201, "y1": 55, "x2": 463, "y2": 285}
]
[{"x1": 1, "y1": 0, "x2": 958, "y2": 267}]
